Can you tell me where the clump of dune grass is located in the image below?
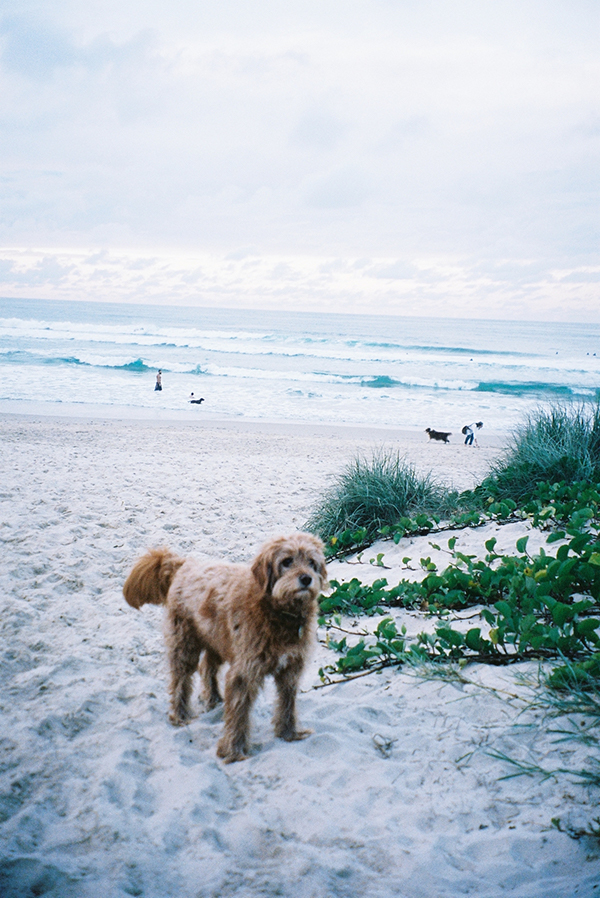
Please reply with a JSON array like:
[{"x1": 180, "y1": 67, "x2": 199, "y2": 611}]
[
  {"x1": 305, "y1": 449, "x2": 452, "y2": 542},
  {"x1": 480, "y1": 400, "x2": 600, "y2": 504},
  {"x1": 547, "y1": 654, "x2": 600, "y2": 695}
]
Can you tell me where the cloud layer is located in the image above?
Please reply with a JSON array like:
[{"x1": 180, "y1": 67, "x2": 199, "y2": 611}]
[{"x1": 1, "y1": 1, "x2": 599, "y2": 318}]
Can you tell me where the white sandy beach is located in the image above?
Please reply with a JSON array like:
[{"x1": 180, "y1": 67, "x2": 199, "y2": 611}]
[{"x1": 1, "y1": 412, "x2": 599, "y2": 898}]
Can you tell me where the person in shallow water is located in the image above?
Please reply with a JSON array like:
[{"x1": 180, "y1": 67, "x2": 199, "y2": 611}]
[
  {"x1": 154, "y1": 370, "x2": 162, "y2": 391},
  {"x1": 462, "y1": 421, "x2": 483, "y2": 446}
]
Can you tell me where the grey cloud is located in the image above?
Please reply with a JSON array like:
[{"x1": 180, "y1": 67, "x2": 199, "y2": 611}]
[
  {"x1": 179, "y1": 268, "x2": 205, "y2": 284},
  {"x1": 469, "y1": 260, "x2": 555, "y2": 283},
  {"x1": 269, "y1": 262, "x2": 298, "y2": 280},
  {"x1": 0, "y1": 254, "x2": 74, "y2": 285},
  {"x1": 559, "y1": 271, "x2": 600, "y2": 283},
  {"x1": 29, "y1": 256, "x2": 75, "y2": 282},
  {"x1": 378, "y1": 116, "x2": 431, "y2": 150},
  {"x1": 125, "y1": 257, "x2": 158, "y2": 270},
  {"x1": 290, "y1": 110, "x2": 348, "y2": 151},
  {"x1": 0, "y1": 258, "x2": 15, "y2": 280},
  {"x1": 304, "y1": 167, "x2": 371, "y2": 209},
  {"x1": 84, "y1": 250, "x2": 110, "y2": 265},
  {"x1": 225, "y1": 247, "x2": 260, "y2": 261}
]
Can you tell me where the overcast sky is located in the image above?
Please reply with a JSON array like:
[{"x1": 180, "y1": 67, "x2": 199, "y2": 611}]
[{"x1": 0, "y1": 0, "x2": 599, "y2": 320}]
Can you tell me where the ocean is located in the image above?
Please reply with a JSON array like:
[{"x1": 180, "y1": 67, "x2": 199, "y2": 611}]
[{"x1": 1, "y1": 297, "x2": 599, "y2": 432}]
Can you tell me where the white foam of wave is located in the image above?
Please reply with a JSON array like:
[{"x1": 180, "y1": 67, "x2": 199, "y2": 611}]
[{"x1": 3, "y1": 317, "x2": 600, "y2": 381}]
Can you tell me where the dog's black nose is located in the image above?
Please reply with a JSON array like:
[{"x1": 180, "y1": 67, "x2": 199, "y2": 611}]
[{"x1": 299, "y1": 574, "x2": 312, "y2": 588}]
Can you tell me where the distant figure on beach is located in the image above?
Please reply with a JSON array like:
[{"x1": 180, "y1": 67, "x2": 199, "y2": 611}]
[
  {"x1": 462, "y1": 421, "x2": 483, "y2": 446},
  {"x1": 155, "y1": 370, "x2": 162, "y2": 391},
  {"x1": 189, "y1": 393, "x2": 204, "y2": 405}
]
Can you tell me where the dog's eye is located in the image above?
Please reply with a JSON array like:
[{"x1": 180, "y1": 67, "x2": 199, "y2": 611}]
[
  {"x1": 309, "y1": 558, "x2": 320, "y2": 572},
  {"x1": 281, "y1": 557, "x2": 294, "y2": 568}
]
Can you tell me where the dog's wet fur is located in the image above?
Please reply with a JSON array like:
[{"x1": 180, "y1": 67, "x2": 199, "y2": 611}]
[{"x1": 123, "y1": 533, "x2": 327, "y2": 763}]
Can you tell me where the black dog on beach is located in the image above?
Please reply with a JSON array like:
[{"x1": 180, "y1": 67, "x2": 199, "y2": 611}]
[{"x1": 425, "y1": 427, "x2": 451, "y2": 443}]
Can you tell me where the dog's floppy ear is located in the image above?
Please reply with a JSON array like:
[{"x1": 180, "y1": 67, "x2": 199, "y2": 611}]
[
  {"x1": 316, "y1": 555, "x2": 327, "y2": 584},
  {"x1": 308, "y1": 536, "x2": 327, "y2": 584},
  {"x1": 251, "y1": 546, "x2": 275, "y2": 594}
]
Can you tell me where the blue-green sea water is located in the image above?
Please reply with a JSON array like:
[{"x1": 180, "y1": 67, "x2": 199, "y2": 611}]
[{"x1": 1, "y1": 297, "x2": 599, "y2": 432}]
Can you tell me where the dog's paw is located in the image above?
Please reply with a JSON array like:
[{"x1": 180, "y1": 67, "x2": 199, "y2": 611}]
[
  {"x1": 278, "y1": 727, "x2": 313, "y2": 742},
  {"x1": 222, "y1": 752, "x2": 249, "y2": 764},
  {"x1": 204, "y1": 695, "x2": 223, "y2": 711},
  {"x1": 169, "y1": 711, "x2": 192, "y2": 727},
  {"x1": 216, "y1": 738, "x2": 248, "y2": 763}
]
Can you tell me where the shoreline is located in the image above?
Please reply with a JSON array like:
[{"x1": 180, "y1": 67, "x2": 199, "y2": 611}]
[{"x1": 0, "y1": 400, "x2": 507, "y2": 449}]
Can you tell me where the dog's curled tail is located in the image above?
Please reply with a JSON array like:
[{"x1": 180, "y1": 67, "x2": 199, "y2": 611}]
[{"x1": 123, "y1": 548, "x2": 184, "y2": 609}]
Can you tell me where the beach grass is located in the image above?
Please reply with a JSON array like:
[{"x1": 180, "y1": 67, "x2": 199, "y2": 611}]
[
  {"x1": 308, "y1": 403, "x2": 600, "y2": 545},
  {"x1": 305, "y1": 449, "x2": 452, "y2": 543},
  {"x1": 547, "y1": 653, "x2": 600, "y2": 697},
  {"x1": 479, "y1": 401, "x2": 600, "y2": 504}
]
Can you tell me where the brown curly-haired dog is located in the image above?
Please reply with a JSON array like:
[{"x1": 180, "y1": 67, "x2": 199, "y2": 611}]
[{"x1": 123, "y1": 533, "x2": 327, "y2": 763}]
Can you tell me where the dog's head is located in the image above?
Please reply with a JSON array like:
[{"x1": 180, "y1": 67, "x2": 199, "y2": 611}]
[{"x1": 251, "y1": 533, "x2": 327, "y2": 616}]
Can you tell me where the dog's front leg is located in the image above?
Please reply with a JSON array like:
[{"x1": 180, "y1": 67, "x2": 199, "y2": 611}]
[
  {"x1": 273, "y1": 661, "x2": 313, "y2": 742},
  {"x1": 217, "y1": 668, "x2": 261, "y2": 763}
]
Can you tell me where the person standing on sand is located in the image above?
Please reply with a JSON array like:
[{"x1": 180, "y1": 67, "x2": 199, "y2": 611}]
[
  {"x1": 462, "y1": 421, "x2": 483, "y2": 446},
  {"x1": 155, "y1": 370, "x2": 162, "y2": 391}
]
